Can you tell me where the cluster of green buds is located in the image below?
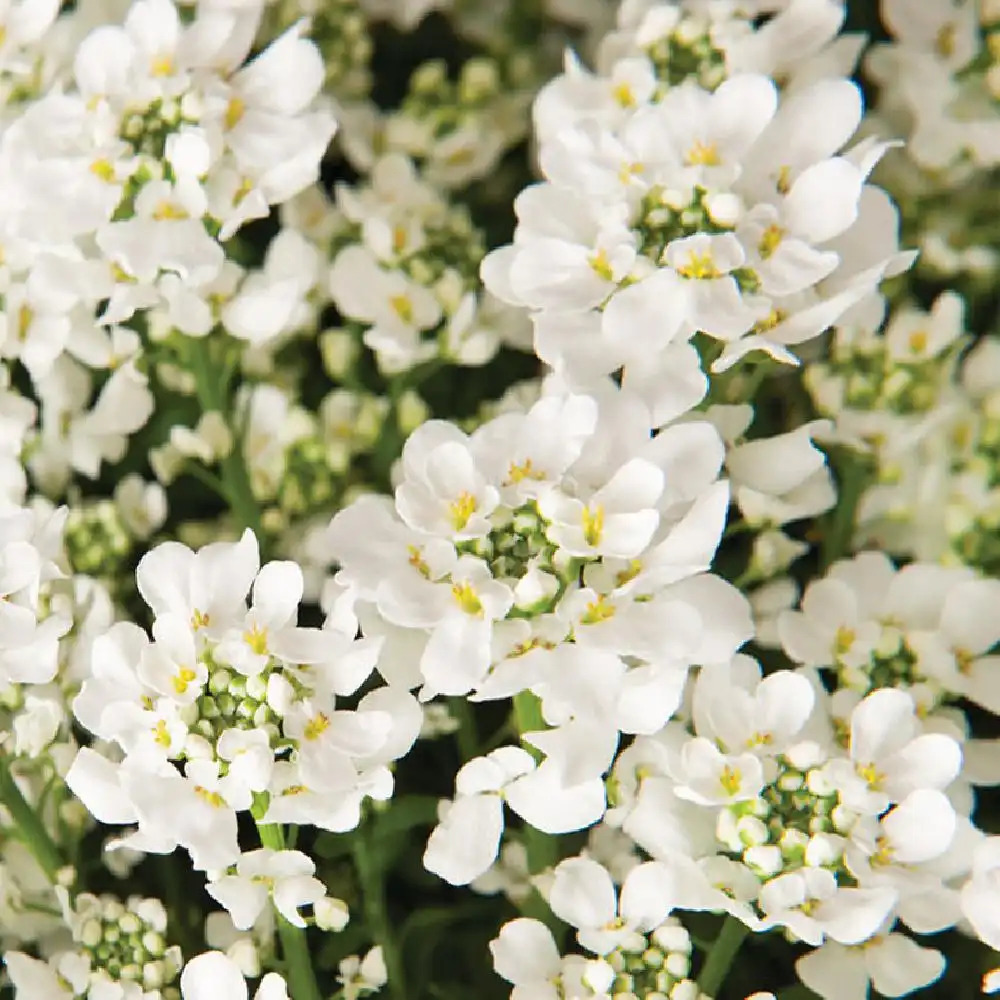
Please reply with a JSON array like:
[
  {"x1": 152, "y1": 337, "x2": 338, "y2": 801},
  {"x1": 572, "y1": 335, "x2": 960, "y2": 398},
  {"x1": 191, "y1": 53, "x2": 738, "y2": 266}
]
[
  {"x1": 829, "y1": 623, "x2": 927, "y2": 699},
  {"x1": 188, "y1": 657, "x2": 282, "y2": 746},
  {"x1": 717, "y1": 759, "x2": 848, "y2": 882},
  {"x1": 384, "y1": 55, "x2": 533, "y2": 186},
  {"x1": 463, "y1": 504, "x2": 558, "y2": 586},
  {"x1": 118, "y1": 96, "x2": 194, "y2": 163},
  {"x1": 636, "y1": 186, "x2": 734, "y2": 266},
  {"x1": 601, "y1": 920, "x2": 705, "y2": 1000},
  {"x1": 69, "y1": 893, "x2": 182, "y2": 998},
  {"x1": 64, "y1": 500, "x2": 132, "y2": 582},
  {"x1": 806, "y1": 321, "x2": 965, "y2": 421},
  {"x1": 643, "y1": 13, "x2": 728, "y2": 92}
]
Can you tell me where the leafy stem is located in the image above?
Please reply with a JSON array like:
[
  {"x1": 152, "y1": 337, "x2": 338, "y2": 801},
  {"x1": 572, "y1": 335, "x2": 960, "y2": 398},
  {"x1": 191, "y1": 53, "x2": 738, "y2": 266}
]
[
  {"x1": 352, "y1": 830, "x2": 404, "y2": 1000},
  {"x1": 256, "y1": 820, "x2": 322, "y2": 1000},
  {"x1": 186, "y1": 334, "x2": 263, "y2": 540},
  {"x1": 0, "y1": 761, "x2": 65, "y2": 884},
  {"x1": 697, "y1": 915, "x2": 750, "y2": 997}
]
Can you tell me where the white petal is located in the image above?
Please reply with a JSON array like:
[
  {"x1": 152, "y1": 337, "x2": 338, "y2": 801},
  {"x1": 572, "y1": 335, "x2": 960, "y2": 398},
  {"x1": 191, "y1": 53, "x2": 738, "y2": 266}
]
[
  {"x1": 423, "y1": 794, "x2": 503, "y2": 886},
  {"x1": 549, "y1": 857, "x2": 617, "y2": 929},
  {"x1": 180, "y1": 951, "x2": 248, "y2": 1000},
  {"x1": 489, "y1": 919, "x2": 561, "y2": 986}
]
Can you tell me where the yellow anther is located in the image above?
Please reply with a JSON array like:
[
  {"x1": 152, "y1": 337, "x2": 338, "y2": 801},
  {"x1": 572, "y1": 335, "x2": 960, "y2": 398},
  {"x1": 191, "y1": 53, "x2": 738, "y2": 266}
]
[
  {"x1": 935, "y1": 22, "x2": 957, "y2": 57},
  {"x1": 684, "y1": 140, "x2": 721, "y2": 167},
  {"x1": 90, "y1": 158, "x2": 116, "y2": 182},
  {"x1": 776, "y1": 165, "x2": 792, "y2": 194},
  {"x1": 956, "y1": 647, "x2": 974, "y2": 675},
  {"x1": 506, "y1": 458, "x2": 544, "y2": 484},
  {"x1": 224, "y1": 96, "x2": 245, "y2": 131},
  {"x1": 194, "y1": 785, "x2": 225, "y2": 807},
  {"x1": 908, "y1": 329, "x2": 929, "y2": 354},
  {"x1": 758, "y1": 224, "x2": 784, "y2": 259},
  {"x1": 857, "y1": 762, "x2": 885, "y2": 789},
  {"x1": 617, "y1": 161, "x2": 645, "y2": 184},
  {"x1": 150, "y1": 55, "x2": 175, "y2": 77},
  {"x1": 408, "y1": 545, "x2": 431, "y2": 578},
  {"x1": 676, "y1": 250, "x2": 720, "y2": 280},
  {"x1": 615, "y1": 560, "x2": 642, "y2": 587},
  {"x1": 243, "y1": 623, "x2": 268, "y2": 656},
  {"x1": 171, "y1": 666, "x2": 197, "y2": 695},
  {"x1": 451, "y1": 581, "x2": 484, "y2": 616},
  {"x1": 191, "y1": 609, "x2": 211, "y2": 630},
  {"x1": 719, "y1": 765, "x2": 742, "y2": 796},
  {"x1": 16, "y1": 304, "x2": 32, "y2": 341},
  {"x1": 152, "y1": 201, "x2": 188, "y2": 221},
  {"x1": 611, "y1": 81, "x2": 636, "y2": 108},
  {"x1": 581, "y1": 504, "x2": 605, "y2": 547},
  {"x1": 588, "y1": 248, "x2": 615, "y2": 282},
  {"x1": 153, "y1": 720, "x2": 171, "y2": 747},
  {"x1": 389, "y1": 293, "x2": 414, "y2": 323},
  {"x1": 752, "y1": 308, "x2": 787, "y2": 334},
  {"x1": 448, "y1": 491, "x2": 478, "y2": 531},
  {"x1": 581, "y1": 595, "x2": 616, "y2": 625},
  {"x1": 304, "y1": 713, "x2": 331, "y2": 741},
  {"x1": 834, "y1": 625, "x2": 856, "y2": 656}
]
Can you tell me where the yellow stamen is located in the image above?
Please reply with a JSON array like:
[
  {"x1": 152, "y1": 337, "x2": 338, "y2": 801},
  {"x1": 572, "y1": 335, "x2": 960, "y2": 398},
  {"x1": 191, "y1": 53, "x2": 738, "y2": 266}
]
[
  {"x1": 389, "y1": 294, "x2": 414, "y2": 324},
  {"x1": 191, "y1": 609, "x2": 210, "y2": 630},
  {"x1": 581, "y1": 595, "x2": 616, "y2": 625},
  {"x1": 834, "y1": 625, "x2": 855, "y2": 656},
  {"x1": 719, "y1": 765, "x2": 742, "y2": 796},
  {"x1": 152, "y1": 201, "x2": 188, "y2": 221},
  {"x1": 90, "y1": 158, "x2": 116, "y2": 182},
  {"x1": 451, "y1": 581, "x2": 484, "y2": 616},
  {"x1": 304, "y1": 713, "x2": 331, "y2": 741},
  {"x1": 908, "y1": 330, "x2": 929, "y2": 354},
  {"x1": 194, "y1": 785, "x2": 225, "y2": 807},
  {"x1": 857, "y1": 762, "x2": 885, "y2": 789},
  {"x1": 758, "y1": 224, "x2": 784, "y2": 259},
  {"x1": 224, "y1": 96, "x2": 245, "y2": 131},
  {"x1": 171, "y1": 666, "x2": 197, "y2": 695},
  {"x1": 684, "y1": 140, "x2": 721, "y2": 167},
  {"x1": 448, "y1": 491, "x2": 478, "y2": 531},
  {"x1": 581, "y1": 505, "x2": 605, "y2": 547},
  {"x1": 506, "y1": 458, "x2": 545, "y2": 484},
  {"x1": 243, "y1": 623, "x2": 268, "y2": 656},
  {"x1": 150, "y1": 55, "x2": 175, "y2": 77},
  {"x1": 408, "y1": 546, "x2": 431, "y2": 578},
  {"x1": 611, "y1": 81, "x2": 636, "y2": 108},
  {"x1": 588, "y1": 248, "x2": 615, "y2": 282},
  {"x1": 776, "y1": 165, "x2": 792, "y2": 195},
  {"x1": 677, "y1": 250, "x2": 720, "y2": 280}
]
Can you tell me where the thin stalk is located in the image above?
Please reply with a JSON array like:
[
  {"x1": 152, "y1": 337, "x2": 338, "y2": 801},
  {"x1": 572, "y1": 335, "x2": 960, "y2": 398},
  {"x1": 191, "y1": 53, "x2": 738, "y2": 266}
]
[
  {"x1": 257, "y1": 821, "x2": 322, "y2": 1000},
  {"x1": 187, "y1": 336, "x2": 262, "y2": 538},
  {"x1": 0, "y1": 763, "x2": 64, "y2": 883},
  {"x1": 352, "y1": 834, "x2": 404, "y2": 1000},
  {"x1": 511, "y1": 692, "x2": 558, "y2": 871},
  {"x1": 697, "y1": 915, "x2": 750, "y2": 996}
]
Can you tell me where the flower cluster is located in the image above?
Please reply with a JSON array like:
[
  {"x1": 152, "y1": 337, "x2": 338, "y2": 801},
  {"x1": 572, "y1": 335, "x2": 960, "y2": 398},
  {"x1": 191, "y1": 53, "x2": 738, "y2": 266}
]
[{"x1": 1, "y1": 2, "x2": 1000, "y2": 1000}]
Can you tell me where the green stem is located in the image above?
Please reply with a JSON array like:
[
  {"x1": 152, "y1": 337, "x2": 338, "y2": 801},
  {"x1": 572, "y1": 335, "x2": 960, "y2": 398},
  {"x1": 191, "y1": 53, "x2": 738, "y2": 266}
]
[
  {"x1": 820, "y1": 455, "x2": 870, "y2": 570},
  {"x1": 187, "y1": 336, "x2": 262, "y2": 538},
  {"x1": 511, "y1": 693, "x2": 558, "y2": 872},
  {"x1": 352, "y1": 834, "x2": 404, "y2": 1000},
  {"x1": 449, "y1": 697, "x2": 478, "y2": 763},
  {"x1": 257, "y1": 821, "x2": 322, "y2": 1000},
  {"x1": 697, "y1": 916, "x2": 749, "y2": 997},
  {"x1": 0, "y1": 763, "x2": 64, "y2": 883}
]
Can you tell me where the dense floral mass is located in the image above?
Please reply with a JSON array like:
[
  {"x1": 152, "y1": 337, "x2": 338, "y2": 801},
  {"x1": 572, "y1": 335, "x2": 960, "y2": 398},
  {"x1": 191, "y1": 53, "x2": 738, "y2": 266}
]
[{"x1": 0, "y1": 0, "x2": 999, "y2": 998}]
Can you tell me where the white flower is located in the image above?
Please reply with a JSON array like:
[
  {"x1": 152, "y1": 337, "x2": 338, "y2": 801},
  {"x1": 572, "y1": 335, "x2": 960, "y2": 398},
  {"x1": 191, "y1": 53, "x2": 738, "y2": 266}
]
[
  {"x1": 490, "y1": 918, "x2": 562, "y2": 1000},
  {"x1": 207, "y1": 849, "x2": 325, "y2": 930},
  {"x1": 181, "y1": 951, "x2": 287, "y2": 1000},
  {"x1": 548, "y1": 857, "x2": 676, "y2": 955}
]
